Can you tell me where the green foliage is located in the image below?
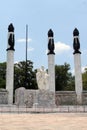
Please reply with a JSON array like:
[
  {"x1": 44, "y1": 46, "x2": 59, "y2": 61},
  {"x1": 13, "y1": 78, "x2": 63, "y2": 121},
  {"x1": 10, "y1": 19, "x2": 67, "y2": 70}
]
[
  {"x1": 82, "y1": 69, "x2": 87, "y2": 90},
  {"x1": 0, "y1": 61, "x2": 85, "y2": 92},
  {"x1": 0, "y1": 62, "x2": 6, "y2": 88},
  {"x1": 14, "y1": 60, "x2": 38, "y2": 90},
  {"x1": 64, "y1": 76, "x2": 75, "y2": 91},
  {"x1": 55, "y1": 63, "x2": 75, "y2": 91}
]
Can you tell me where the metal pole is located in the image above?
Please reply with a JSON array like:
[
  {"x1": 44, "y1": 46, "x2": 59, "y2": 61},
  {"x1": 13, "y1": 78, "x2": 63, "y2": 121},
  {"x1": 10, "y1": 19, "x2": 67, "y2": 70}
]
[{"x1": 25, "y1": 24, "x2": 28, "y2": 88}]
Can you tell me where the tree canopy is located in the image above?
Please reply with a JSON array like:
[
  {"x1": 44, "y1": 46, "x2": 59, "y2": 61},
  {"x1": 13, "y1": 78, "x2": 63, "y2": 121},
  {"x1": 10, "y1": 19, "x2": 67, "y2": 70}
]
[
  {"x1": 55, "y1": 63, "x2": 75, "y2": 91},
  {"x1": 0, "y1": 61, "x2": 86, "y2": 91},
  {"x1": 14, "y1": 60, "x2": 38, "y2": 90},
  {"x1": 82, "y1": 68, "x2": 87, "y2": 90},
  {"x1": 0, "y1": 62, "x2": 6, "y2": 89}
]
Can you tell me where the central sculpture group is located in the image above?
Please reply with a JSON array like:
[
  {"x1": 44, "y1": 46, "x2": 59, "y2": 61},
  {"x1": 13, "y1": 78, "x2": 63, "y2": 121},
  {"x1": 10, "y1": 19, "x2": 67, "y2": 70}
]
[{"x1": 36, "y1": 66, "x2": 49, "y2": 90}]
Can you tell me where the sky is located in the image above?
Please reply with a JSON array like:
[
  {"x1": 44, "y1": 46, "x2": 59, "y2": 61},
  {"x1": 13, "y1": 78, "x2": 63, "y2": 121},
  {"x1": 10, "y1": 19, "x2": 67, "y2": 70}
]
[{"x1": 0, "y1": 0, "x2": 87, "y2": 73}]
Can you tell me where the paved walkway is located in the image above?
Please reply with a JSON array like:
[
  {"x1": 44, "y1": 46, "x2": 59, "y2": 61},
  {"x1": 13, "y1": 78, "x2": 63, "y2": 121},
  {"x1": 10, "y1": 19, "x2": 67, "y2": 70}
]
[{"x1": 0, "y1": 113, "x2": 87, "y2": 130}]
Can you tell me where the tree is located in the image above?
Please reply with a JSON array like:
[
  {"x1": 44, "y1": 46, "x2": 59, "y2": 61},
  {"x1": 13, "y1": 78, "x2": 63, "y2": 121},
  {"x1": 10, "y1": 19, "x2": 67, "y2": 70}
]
[
  {"x1": 0, "y1": 61, "x2": 76, "y2": 91},
  {"x1": 82, "y1": 68, "x2": 87, "y2": 90},
  {"x1": 0, "y1": 62, "x2": 6, "y2": 89},
  {"x1": 65, "y1": 75, "x2": 75, "y2": 91},
  {"x1": 14, "y1": 60, "x2": 38, "y2": 90},
  {"x1": 55, "y1": 63, "x2": 75, "y2": 91}
]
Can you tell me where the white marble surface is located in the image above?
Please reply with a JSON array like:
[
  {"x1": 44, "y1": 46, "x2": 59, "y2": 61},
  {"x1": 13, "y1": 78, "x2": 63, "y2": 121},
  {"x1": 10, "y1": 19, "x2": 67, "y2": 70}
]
[
  {"x1": 15, "y1": 87, "x2": 26, "y2": 106},
  {"x1": 48, "y1": 54, "x2": 55, "y2": 92},
  {"x1": 36, "y1": 66, "x2": 49, "y2": 90},
  {"x1": 74, "y1": 54, "x2": 83, "y2": 104},
  {"x1": 6, "y1": 50, "x2": 14, "y2": 104}
]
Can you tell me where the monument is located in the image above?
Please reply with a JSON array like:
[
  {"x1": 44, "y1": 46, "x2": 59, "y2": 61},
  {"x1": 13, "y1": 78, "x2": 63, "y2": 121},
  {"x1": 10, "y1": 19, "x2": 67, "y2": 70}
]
[
  {"x1": 73, "y1": 28, "x2": 83, "y2": 104},
  {"x1": 32, "y1": 30, "x2": 56, "y2": 108},
  {"x1": 14, "y1": 28, "x2": 86, "y2": 108},
  {"x1": 6, "y1": 23, "x2": 15, "y2": 104},
  {"x1": 47, "y1": 29, "x2": 55, "y2": 92}
]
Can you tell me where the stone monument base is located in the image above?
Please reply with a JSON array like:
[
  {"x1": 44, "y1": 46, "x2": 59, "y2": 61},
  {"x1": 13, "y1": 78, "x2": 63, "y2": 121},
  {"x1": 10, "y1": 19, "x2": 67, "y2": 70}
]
[
  {"x1": 0, "y1": 89, "x2": 8, "y2": 104},
  {"x1": 15, "y1": 88, "x2": 56, "y2": 108},
  {"x1": 33, "y1": 90, "x2": 56, "y2": 108}
]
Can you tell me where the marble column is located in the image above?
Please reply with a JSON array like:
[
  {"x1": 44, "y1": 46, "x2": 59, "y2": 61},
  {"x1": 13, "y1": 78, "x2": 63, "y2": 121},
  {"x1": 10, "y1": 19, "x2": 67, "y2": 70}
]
[
  {"x1": 47, "y1": 29, "x2": 55, "y2": 92},
  {"x1": 48, "y1": 54, "x2": 55, "y2": 92},
  {"x1": 74, "y1": 54, "x2": 82, "y2": 104},
  {"x1": 6, "y1": 23, "x2": 15, "y2": 104},
  {"x1": 73, "y1": 28, "x2": 82, "y2": 104}
]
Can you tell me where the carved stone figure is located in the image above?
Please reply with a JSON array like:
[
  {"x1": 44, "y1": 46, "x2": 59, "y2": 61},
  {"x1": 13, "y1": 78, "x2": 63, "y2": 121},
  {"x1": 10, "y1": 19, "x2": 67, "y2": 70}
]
[
  {"x1": 7, "y1": 23, "x2": 15, "y2": 51},
  {"x1": 47, "y1": 29, "x2": 55, "y2": 55},
  {"x1": 73, "y1": 28, "x2": 81, "y2": 54},
  {"x1": 36, "y1": 66, "x2": 49, "y2": 90}
]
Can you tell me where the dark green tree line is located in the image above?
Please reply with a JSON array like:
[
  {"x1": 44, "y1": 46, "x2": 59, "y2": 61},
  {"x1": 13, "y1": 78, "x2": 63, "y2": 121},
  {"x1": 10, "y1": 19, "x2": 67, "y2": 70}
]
[
  {"x1": 55, "y1": 63, "x2": 75, "y2": 91},
  {"x1": 0, "y1": 62, "x2": 6, "y2": 88},
  {"x1": 0, "y1": 61, "x2": 87, "y2": 91},
  {"x1": 14, "y1": 60, "x2": 38, "y2": 90},
  {"x1": 82, "y1": 68, "x2": 87, "y2": 90}
]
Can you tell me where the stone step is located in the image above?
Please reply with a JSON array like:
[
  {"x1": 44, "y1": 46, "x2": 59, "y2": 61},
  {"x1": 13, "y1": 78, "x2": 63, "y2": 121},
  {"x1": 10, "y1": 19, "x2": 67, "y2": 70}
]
[{"x1": 0, "y1": 105, "x2": 87, "y2": 113}]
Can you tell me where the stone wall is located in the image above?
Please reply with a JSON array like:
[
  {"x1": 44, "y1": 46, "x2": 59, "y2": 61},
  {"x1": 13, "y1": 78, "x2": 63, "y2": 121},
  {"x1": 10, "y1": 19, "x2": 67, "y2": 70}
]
[
  {"x1": 15, "y1": 87, "x2": 26, "y2": 106},
  {"x1": 15, "y1": 87, "x2": 55, "y2": 108},
  {"x1": 15, "y1": 88, "x2": 87, "y2": 107},
  {"x1": 35, "y1": 90, "x2": 55, "y2": 108},
  {"x1": 55, "y1": 91, "x2": 77, "y2": 105},
  {"x1": 0, "y1": 89, "x2": 8, "y2": 104},
  {"x1": 56, "y1": 91, "x2": 87, "y2": 105},
  {"x1": 82, "y1": 91, "x2": 87, "y2": 105}
]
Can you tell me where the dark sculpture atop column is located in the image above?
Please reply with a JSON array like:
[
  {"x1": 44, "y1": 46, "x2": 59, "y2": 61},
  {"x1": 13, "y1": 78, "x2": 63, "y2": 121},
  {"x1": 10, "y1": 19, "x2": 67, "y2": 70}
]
[
  {"x1": 7, "y1": 23, "x2": 15, "y2": 51},
  {"x1": 47, "y1": 29, "x2": 55, "y2": 55},
  {"x1": 73, "y1": 28, "x2": 81, "y2": 54}
]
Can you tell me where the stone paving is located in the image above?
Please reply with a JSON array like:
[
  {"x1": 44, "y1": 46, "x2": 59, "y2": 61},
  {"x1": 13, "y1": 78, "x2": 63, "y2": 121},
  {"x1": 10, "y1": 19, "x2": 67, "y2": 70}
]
[{"x1": 0, "y1": 113, "x2": 87, "y2": 130}]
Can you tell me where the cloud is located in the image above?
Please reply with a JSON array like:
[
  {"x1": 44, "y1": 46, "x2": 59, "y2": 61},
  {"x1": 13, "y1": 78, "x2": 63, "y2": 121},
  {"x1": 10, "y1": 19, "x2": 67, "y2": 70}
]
[
  {"x1": 16, "y1": 38, "x2": 32, "y2": 43},
  {"x1": 16, "y1": 38, "x2": 34, "y2": 52},
  {"x1": 55, "y1": 41, "x2": 72, "y2": 54},
  {"x1": 71, "y1": 66, "x2": 87, "y2": 75},
  {"x1": 82, "y1": 0, "x2": 87, "y2": 5},
  {"x1": 14, "y1": 61, "x2": 19, "y2": 64},
  {"x1": 28, "y1": 47, "x2": 34, "y2": 52},
  {"x1": 82, "y1": 49, "x2": 87, "y2": 55},
  {"x1": 82, "y1": 66, "x2": 87, "y2": 73}
]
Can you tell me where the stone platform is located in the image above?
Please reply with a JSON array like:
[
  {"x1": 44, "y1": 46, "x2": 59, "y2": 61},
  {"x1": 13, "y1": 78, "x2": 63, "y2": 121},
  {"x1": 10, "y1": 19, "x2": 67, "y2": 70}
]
[{"x1": 0, "y1": 105, "x2": 87, "y2": 113}]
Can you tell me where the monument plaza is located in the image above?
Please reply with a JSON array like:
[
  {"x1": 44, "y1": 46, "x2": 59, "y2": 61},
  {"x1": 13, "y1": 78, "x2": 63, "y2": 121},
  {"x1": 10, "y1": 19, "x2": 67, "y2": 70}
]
[{"x1": 0, "y1": 23, "x2": 87, "y2": 112}]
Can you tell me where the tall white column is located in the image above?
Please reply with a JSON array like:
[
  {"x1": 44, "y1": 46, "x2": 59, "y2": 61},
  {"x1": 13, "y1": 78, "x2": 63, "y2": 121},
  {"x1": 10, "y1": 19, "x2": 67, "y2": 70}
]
[
  {"x1": 74, "y1": 54, "x2": 82, "y2": 104},
  {"x1": 73, "y1": 28, "x2": 83, "y2": 104},
  {"x1": 6, "y1": 23, "x2": 15, "y2": 104},
  {"x1": 47, "y1": 29, "x2": 55, "y2": 92},
  {"x1": 48, "y1": 54, "x2": 55, "y2": 92},
  {"x1": 6, "y1": 50, "x2": 14, "y2": 104}
]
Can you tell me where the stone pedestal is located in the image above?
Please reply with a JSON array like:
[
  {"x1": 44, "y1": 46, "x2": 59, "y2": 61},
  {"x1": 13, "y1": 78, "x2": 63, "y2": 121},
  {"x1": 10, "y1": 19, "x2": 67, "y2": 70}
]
[
  {"x1": 15, "y1": 88, "x2": 56, "y2": 108},
  {"x1": 33, "y1": 90, "x2": 39, "y2": 108},
  {"x1": 6, "y1": 50, "x2": 14, "y2": 104},
  {"x1": 48, "y1": 54, "x2": 55, "y2": 92},
  {"x1": 33, "y1": 90, "x2": 56, "y2": 108},
  {"x1": 0, "y1": 89, "x2": 8, "y2": 104},
  {"x1": 15, "y1": 87, "x2": 26, "y2": 106},
  {"x1": 74, "y1": 54, "x2": 82, "y2": 104}
]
